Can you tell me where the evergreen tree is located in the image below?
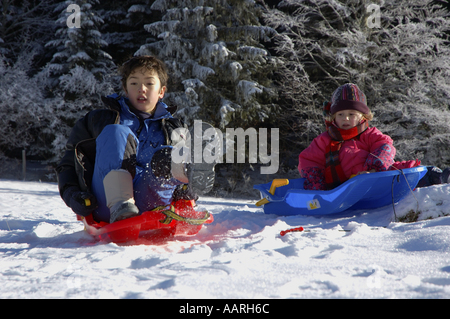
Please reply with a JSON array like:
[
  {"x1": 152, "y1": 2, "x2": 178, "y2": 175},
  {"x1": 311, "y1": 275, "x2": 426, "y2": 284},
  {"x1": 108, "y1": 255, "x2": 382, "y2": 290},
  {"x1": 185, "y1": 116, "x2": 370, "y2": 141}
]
[
  {"x1": 44, "y1": 0, "x2": 114, "y2": 93},
  {"x1": 40, "y1": 0, "x2": 115, "y2": 161},
  {"x1": 135, "y1": 0, "x2": 280, "y2": 129},
  {"x1": 264, "y1": 0, "x2": 450, "y2": 167},
  {"x1": 97, "y1": 1, "x2": 162, "y2": 65}
]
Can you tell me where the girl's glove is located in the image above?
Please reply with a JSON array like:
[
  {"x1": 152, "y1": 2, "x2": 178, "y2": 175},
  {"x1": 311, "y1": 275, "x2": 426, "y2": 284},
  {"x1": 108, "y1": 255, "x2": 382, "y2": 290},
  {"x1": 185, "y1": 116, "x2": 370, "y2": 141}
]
[
  {"x1": 364, "y1": 144, "x2": 395, "y2": 172},
  {"x1": 301, "y1": 167, "x2": 326, "y2": 190}
]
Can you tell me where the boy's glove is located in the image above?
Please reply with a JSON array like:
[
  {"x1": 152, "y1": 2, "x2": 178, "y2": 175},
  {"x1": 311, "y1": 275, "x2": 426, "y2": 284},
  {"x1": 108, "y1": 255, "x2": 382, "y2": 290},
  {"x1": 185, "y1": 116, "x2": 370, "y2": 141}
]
[{"x1": 62, "y1": 186, "x2": 98, "y2": 217}]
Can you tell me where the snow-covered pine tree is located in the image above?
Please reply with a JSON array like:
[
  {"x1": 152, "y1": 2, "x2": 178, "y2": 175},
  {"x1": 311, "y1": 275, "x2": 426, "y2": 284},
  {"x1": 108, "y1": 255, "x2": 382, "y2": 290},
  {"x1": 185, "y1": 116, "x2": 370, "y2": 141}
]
[
  {"x1": 264, "y1": 0, "x2": 450, "y2": 167},
  {"x1": 40, "y1": 0, "x2": 115, "y2": 161},
  {"x1": 44, "y1": 0, "x2": 114, "y2": 93},
  {"x1": 97, "y1": 1, "x2": 162, "y2": 66},
  {"x1": 135, "y1": 0, "x2": 280, "y2": 129}
]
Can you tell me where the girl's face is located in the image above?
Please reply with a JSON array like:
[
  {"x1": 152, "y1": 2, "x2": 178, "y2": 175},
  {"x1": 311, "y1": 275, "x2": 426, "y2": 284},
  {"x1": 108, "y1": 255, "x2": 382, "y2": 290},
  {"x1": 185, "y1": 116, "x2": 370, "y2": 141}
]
[
  {"x1": 334, "y1": 109, "x2": 364, "y2": 130},
  {"x1": 124, "y1": 67, "x2": 166, "y2": 114}
]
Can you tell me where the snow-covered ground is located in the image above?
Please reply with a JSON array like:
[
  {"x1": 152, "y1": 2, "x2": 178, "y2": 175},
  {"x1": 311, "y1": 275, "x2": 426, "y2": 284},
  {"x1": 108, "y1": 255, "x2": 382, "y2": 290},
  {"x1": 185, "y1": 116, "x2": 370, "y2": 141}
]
[{"x1": 0, "y1": 179, "x2": 450, "y2": 299}]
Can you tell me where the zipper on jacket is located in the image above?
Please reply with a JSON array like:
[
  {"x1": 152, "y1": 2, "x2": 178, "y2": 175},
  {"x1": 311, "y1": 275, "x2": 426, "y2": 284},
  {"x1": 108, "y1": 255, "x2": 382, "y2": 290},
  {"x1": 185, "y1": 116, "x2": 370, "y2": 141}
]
[{"x1": 136, "y1": 117, "x2": 144, "y2": 137}]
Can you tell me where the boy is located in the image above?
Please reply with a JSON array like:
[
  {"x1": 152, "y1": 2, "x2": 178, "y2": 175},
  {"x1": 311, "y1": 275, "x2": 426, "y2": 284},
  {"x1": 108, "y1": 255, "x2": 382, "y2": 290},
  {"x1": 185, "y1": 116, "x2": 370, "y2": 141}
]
[{"x1": 56, "y1": 56, "x2": 217, "y2": 223}]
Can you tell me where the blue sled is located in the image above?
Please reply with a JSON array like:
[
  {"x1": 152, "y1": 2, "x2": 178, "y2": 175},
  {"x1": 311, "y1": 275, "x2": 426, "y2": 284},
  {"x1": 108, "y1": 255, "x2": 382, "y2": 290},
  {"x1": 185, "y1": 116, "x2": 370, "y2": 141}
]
[{"x1": 253, "y1": 166, "x2": 428, "y2": 216}]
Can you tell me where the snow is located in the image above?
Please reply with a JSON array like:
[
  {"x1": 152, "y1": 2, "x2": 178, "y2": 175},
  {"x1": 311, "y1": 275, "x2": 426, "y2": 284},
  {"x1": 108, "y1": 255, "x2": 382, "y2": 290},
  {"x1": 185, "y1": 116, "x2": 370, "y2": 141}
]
[
  {"x1": 237, "y1": 80, "x2": 263, "y2": 103},
  {"x1": 1, "y1": 179, "x2": 450, "y2": 299}
]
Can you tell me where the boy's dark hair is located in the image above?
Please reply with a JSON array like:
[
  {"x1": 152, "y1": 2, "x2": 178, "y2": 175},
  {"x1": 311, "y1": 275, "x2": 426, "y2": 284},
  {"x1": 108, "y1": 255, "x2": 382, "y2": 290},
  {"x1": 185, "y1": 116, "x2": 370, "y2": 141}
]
[{"x1": 119, "y1": 55, "x2": 169, "y2": 89}]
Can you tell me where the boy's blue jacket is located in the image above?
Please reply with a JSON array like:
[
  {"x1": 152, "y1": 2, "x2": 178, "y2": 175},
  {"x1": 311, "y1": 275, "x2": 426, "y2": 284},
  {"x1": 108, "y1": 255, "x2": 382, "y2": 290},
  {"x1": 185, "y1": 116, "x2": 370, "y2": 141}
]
[{"x1": 56, "y1": 94, "x2": 187, "y2": 207}]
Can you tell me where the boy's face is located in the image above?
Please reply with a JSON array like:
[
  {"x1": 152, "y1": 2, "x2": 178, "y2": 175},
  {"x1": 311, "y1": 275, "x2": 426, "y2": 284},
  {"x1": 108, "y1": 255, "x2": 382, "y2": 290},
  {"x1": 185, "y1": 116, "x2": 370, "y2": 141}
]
[
  {"x1": 334, "y1": 109, "x2": 363, "y2": 130},
  {"x1": 124, "y1": 67, "x2": 166, "y2": 114}
]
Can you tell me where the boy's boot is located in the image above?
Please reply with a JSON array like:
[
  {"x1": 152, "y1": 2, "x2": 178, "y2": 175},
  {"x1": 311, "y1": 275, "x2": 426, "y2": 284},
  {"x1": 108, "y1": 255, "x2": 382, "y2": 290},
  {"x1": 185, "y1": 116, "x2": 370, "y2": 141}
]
[
  {"x1": 441, "y1": 168, "x2": 450, "y2": 184},
  {"x1": 151, "y1": 121, "x2": 221, "y2": 196},
  {"x1": 185, "y1": 121, "x2": 220, "y2": 195},
  {"x1": 103, "y1": 169, "x2": 139, "y2": 223}
]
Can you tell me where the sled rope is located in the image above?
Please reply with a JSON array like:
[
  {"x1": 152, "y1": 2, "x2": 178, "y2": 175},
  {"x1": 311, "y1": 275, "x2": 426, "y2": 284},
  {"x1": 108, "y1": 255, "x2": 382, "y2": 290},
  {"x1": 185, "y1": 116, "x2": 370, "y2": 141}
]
[
  {"x1": 155, "y1": 205, "x2": 211, "y2": 225},
  {"x1": 391, "y1": 175, "x2": 399, "y2": 221},
  {"x1": 369, "y1": 153, "x2": 420, "y2": 222}
]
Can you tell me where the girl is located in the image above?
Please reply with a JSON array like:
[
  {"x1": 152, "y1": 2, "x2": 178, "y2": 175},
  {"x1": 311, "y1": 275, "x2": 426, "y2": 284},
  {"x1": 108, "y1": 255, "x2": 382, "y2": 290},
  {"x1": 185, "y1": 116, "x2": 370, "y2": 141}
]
[{"x1": 299, "y1": 83, "x2": 419, "y2": 190}]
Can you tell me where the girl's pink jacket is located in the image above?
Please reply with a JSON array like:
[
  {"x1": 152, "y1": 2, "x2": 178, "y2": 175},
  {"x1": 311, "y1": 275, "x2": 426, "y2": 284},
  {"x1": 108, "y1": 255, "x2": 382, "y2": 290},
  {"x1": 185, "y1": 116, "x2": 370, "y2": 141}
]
[{"x1": 298, "y1": 127, "x2": 396, "y2": 190}]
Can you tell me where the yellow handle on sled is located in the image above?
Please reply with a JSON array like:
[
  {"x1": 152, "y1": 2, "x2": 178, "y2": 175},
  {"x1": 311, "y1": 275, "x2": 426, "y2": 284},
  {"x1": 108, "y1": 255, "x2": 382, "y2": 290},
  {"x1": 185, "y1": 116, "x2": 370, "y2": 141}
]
[
  {"x1": 255, "y1": 179, "x2": 289, "y2": 206},
  {"x1": 255, "y1": 198, "x2": 270, "y2": 206},
  {"x1": 269, "y1": 179, "x2": 289, "y2": 195}
]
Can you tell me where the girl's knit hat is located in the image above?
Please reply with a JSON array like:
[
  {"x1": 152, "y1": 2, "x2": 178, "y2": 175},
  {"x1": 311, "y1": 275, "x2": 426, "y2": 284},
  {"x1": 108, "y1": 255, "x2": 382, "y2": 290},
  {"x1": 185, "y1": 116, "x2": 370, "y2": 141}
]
[{"x1": 329, "y1": 83, "x2": 370, "y2": 115}]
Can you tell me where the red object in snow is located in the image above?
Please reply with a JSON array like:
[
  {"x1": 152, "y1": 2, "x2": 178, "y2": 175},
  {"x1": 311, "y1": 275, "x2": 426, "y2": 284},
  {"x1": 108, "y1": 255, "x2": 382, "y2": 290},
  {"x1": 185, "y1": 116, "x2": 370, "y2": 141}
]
[
  {"x1": 77, "y1": 199, "x2": 213, "y2": 243},
  {"x1": 280, "y1": 227, "x2": 304, "y2": 237}
]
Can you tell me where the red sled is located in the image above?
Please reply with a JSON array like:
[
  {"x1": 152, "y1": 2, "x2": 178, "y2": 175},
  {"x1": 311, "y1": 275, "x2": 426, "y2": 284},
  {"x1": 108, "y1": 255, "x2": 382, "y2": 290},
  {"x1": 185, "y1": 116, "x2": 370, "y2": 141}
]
[{"x1": 77, "y1": 200, "x2": 213, "y2": 243}]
